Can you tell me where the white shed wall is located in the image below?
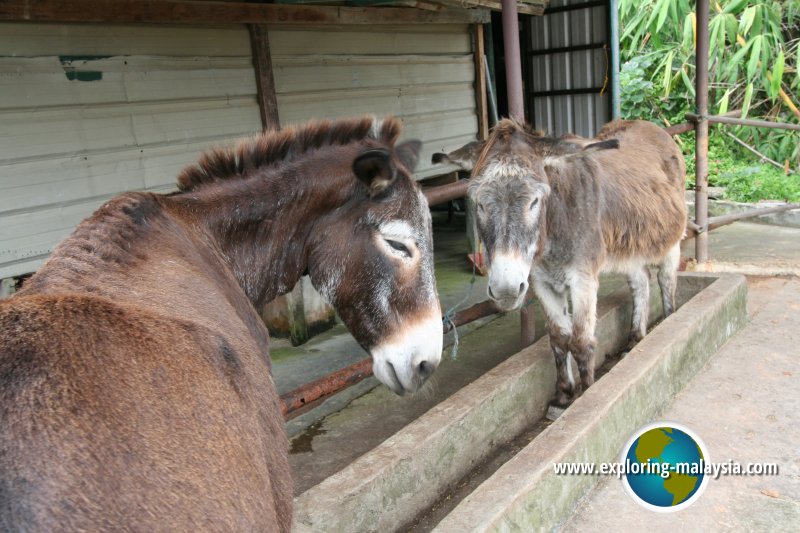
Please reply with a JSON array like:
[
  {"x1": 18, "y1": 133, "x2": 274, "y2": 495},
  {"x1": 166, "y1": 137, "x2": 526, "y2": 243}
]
[
  {"x1": 0, "y1": 22, "x2": 261, "y2": 278},
  {"x1": 0, "y1": 22, "x2": 479, "y2": 278}
]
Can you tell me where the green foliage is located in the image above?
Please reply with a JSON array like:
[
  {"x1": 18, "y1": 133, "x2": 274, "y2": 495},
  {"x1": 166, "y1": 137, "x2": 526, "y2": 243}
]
[
  {"x1": 683, "y1": 129, "x2": 800, "y2": 202},
  {"x1": 715, "y1": 164, "x2": 800, "y2": 203},
  {"x1": 618, "y1": 0, "x2": 800, "y2": 200}
]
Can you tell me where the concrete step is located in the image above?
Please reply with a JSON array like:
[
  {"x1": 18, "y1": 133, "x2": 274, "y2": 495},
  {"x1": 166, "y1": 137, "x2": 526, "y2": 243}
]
[{"x1": 291, "y1": 273, "x2": 748, "y2": 532}]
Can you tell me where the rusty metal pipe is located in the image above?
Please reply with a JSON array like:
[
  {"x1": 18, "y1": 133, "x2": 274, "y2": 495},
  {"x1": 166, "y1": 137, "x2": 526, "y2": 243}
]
[
  {"x1": 686, "y1": 113, "x2": 800, "y2": 132},
  {"x1": 423, "y1": 179, "x2": 471, "y2": 207},
  {"x1": 282, "y1": 298, "x2": 508, "y2": 417},
  {"x1": 695, "y1": 0, "x2": 710, "y2": 263},
  {"x1": 281, "y1": 358, "x2": 373, "y2": 417},
  {"x1": 664, "y1": 122, "x2": 696, "y2": 136},
  {"x1": 443, "y1": 299, "x2": 501, "y2": 333},
  {"x1": 501, "y1": 0, "x2": 524, "y2": 121},
  {"x1": 683, "y1": 204, "x2": 800, "y2": 238},
  {"x1": 664, "y1": 110, "x2": 742, "y2": 136},
  {"x1": 707, "y1": 204, "x2": 800, "y2": 232}
]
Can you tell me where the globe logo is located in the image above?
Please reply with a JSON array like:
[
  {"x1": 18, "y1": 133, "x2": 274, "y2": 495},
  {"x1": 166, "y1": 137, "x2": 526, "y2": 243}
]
[{"x1": 620, "y1": 422, "x2": 710, "y2": 512}]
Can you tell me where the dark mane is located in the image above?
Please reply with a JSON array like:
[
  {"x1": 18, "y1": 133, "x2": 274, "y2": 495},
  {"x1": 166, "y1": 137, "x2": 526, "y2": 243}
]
[{"x1": 177, "y1": 116, "x2": 402, "y2": 192}]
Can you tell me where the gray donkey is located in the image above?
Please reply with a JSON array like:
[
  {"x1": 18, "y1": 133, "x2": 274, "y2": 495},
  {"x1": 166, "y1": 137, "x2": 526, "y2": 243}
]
[{"x1": 433, "y1": 120, "x2": 686, "y2": 407}]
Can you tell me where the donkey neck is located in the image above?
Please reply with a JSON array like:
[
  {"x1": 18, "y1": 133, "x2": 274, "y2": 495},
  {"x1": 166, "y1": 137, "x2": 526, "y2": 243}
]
[
  {"x1": 170, "y1": 149, "x2": 357, "y2": 309},
  {"x1": 20, "y1": 148, "x2": 356, "y2": 320}
]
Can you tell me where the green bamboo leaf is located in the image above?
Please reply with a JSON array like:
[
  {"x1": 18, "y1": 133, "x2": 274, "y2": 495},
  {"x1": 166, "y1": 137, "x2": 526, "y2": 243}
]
[
  {"x1": 682, "y1": 13, "x2": 694, "y2": 50},
  {"x1": 724, "y1": 44, "x2": 751, "y2": 80},
  {"x1": 747, "y1": 35, "x2": 763, "y2": 81},
  {"x1": 773, "y1": 51, "x2": 785, "y2": 86},
  {"x1": 718, "y1": 89, "x2": 732, "y2": 115},
  {"x1": 709, "y1": 16, "x2": 721, "y2": 55},
  {"x1": 669, "y1": 0, "x2": 679, "y2": 28},
  {"x1": 721, "y1": 0, "x2": 748, "y2": 15},
  {"x1": 680, "y1": 66, "x2": 696, "y2": 97},
  {"x1": 751, "y1": 4, "x2": 763, "y2": 34},
  {"x1": 662, "y1": 50, "x2": 674, "y2": 97},
  {"x1": 741, "y1": 83, "x2": 754, "y2": 118},
  {"x1": 739, "y1": 5, "x2": 756, "y2": 36},
  {"x1": 724, "y1": 14, "x2": 738, "y2": 46},
  {"x1": 645, "y1": 0, "x2": 666, "y2": 32},
  {"x1": 655, "y1": 0, "x2": 671, "y2": 32}
]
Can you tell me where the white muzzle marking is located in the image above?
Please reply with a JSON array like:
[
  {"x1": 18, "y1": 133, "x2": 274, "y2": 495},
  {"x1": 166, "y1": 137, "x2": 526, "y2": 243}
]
[
  {"x1": 371, "y1": 308, "x2": 443, "y2": 395},
  {"x1": 488, "y1": 251, "x2": 530, "y2": 311}
]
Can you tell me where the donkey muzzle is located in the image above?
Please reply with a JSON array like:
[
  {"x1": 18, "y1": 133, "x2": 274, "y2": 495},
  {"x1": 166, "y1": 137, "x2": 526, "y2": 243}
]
[
  {"x1": 487, "y1": 251, "x2": 530, "y2": 311},
  {"x1": 370, "y1": 309, "x2": 443, "y2": 395}
]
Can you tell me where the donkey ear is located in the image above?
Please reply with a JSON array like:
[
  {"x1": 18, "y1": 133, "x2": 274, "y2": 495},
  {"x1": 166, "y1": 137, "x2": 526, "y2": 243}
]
[
  {"x1": 431, "y1": 140, "x2": 485, "y2": 172},
  {"x1": 353, "y1": 148, "x2": 396, "y2": 196},
  {"x1": 544, "y1": 138, "x2": 619, "y2": 168},
  {"x1": 396, "y1": 140, "x2": 422, "y2": 172},
  {"x1": 583, "y1": 139, "x2": 619, "y2": 152}
]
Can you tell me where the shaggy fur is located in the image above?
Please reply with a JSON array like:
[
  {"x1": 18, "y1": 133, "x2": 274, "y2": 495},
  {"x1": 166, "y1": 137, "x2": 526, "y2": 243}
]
[
  {"x1": 0, "y1": 116, "x2": 437, "y2": 531},
  {"x1": 467, "y1": 119, "x2": 686, "y2": 406}
]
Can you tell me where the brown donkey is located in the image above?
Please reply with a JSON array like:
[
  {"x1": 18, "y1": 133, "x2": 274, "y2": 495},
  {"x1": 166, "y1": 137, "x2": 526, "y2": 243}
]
[
  {"x1": 0, "y1": 117, "x2": 442, "y2": 531},
  {"x1": 439, "y1": 119, "x2": 686, "y2": 407}
]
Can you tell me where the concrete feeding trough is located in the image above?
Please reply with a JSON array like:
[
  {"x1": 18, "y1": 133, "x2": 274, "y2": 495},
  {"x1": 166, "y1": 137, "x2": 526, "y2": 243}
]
[{"x1": 292, "y1": 273, "x2": 748, "y2": 532}]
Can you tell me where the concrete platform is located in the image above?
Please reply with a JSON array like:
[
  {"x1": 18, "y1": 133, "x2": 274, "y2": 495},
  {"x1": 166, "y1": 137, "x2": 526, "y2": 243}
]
[
  {"x1": 431, "y1": 274, "x2": 747, "y2": 532},
  {"x1": 281, "y1": 214, "x2": 797, "y2": 532},
  {"x1": 682, "y1": 222, "x2": 800, "y2": 276},
  {"x1": 560, "y1": 276, "x2": 800, "y2": 532},
  {"x1": 291, "y1": 274, "x2": 747, "y2": 532}
]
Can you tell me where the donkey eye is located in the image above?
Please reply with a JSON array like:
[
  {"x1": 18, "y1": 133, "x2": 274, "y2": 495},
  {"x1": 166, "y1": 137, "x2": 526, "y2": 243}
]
[
  {"x1": 529, "y1": 198, "x2": 539, "y2": 210},
  {"x1": 385, "y1": 239, "x2": 411, "y2": 258}
]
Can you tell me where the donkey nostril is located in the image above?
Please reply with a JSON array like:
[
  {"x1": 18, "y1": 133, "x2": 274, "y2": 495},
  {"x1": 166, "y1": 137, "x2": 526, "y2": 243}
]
[
  {"x1": 418, "y1": 360, "x2": 434, "y2": 380},
  {"x1": 488, "y1": 286, "x2": 496, "y2": 299},
  {"x1": 519, "y1": 282, "x2": 526, "y2": 296}
]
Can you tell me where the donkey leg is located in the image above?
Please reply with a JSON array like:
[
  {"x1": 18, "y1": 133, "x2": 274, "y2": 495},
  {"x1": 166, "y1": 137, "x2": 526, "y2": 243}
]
[
  {"x1": 568, "y1": 272, "x2": 599, "y2": 393},
  {"x1": 627, "y1": 266, "x2": 650, "y2": 348},
  {"x1": 658, "y1": 242, "x2": 681, "y2": 317},
  {"x1": 532, "y1": 277, "x2": 573, "y2": 406}
]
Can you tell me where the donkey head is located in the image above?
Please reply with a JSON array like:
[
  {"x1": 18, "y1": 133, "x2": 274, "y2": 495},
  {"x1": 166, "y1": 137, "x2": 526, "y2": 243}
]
[
  {"x1": 467, "y1": 120, "x2": 618, "y2": 310},
  {"x1": 308, "y1": 137, "x2": 442, "y2": 395}
]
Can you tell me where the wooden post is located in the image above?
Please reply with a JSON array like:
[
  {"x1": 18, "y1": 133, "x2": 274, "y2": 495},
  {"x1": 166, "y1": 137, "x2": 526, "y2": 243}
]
[
  {"x1": 473, "y1": 24, "x2": 489, "y2": 141},
  {"x1": 0, "y1": 278, "x2": 15, "y2": 299},
  {"x1": 248, "y1": 24, "x2": 280, "y2": 131}
]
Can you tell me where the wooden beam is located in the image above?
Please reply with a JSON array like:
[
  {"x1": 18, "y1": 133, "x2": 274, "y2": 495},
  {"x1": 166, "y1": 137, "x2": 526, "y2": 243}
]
[
  {"x1": 248, "y1": 24, "x2": 280, "y2": 131},
  {"x1": 0, "y1": 0, "x2": 490, "y2": 25},
  {"x1": 433, "y1": 0, "x2": 544, "y2": 16},
  {"x1": 473, "y1": 24, "x2": 489, "y2": 140}
]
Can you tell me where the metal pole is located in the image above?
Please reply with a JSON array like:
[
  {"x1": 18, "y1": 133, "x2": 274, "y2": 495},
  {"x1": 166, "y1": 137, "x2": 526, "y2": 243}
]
[
  {"x1": 695, "y1": 0, "x2": 710, "y2": 263},
  {"x1": 609, "y1": 0, "x2": 621, "y2": 119},
  {"x1": 686, "y1": 113, "x2": 800, "y2": 132},
  {"x1": 502, "y1": 0, "x2": 525, "y2": 121},
  {"x1": 423, "y1": 179, "x2": 471, "y2": 207},
  {"x1": 501, "y1": 0, "x2": 535, "y2": 346}
]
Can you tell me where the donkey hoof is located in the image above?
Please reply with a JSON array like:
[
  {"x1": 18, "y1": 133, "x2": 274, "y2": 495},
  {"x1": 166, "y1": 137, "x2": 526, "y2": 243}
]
[
  {"x1": 546, "y1": 403, "x2": 568, "y2": 421},
  {"x1": 551, "y1": 392, "x2": 573, "y2": 409},
  {"x1": 624, "y1": 336, "x2": 642, "y2": 352}
]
